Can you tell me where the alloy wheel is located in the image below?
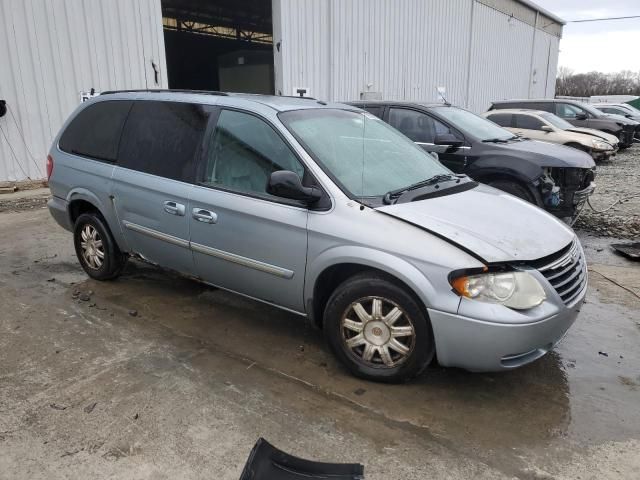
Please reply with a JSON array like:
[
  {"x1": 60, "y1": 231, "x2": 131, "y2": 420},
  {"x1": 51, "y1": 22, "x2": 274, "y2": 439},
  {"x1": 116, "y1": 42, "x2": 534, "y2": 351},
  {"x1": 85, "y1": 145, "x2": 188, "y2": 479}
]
[
  {"x1": 80, "y1": 224, "x2": 105, "y2": 270},
  {"x1": 341, "y1": 296, "x2": 416, "y2": 368}
]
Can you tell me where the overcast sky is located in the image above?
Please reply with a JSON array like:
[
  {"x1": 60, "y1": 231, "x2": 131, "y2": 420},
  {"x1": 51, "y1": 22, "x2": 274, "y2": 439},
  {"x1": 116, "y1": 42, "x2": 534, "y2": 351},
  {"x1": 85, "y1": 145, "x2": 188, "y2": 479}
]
[{"x1": 533, "y1": 0, "x2": 640, "y2": 73}]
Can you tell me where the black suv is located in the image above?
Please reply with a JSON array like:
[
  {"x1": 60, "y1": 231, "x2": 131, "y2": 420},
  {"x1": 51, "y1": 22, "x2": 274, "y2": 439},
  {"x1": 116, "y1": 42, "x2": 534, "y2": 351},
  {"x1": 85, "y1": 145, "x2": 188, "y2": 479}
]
[
  {"x1": 489, "y1": 99, "x2": 638, "y2": 149},
  {"x1": 349, "y1": 101, "x2": 595, "y2": 220}
]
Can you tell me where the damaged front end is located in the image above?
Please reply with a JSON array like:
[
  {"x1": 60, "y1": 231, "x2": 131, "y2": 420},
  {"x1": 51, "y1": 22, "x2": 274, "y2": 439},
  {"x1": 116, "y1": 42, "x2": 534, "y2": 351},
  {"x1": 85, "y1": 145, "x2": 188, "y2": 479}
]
[{"x1": 539, "y1": 167, "x2": 595, "y2": 219}]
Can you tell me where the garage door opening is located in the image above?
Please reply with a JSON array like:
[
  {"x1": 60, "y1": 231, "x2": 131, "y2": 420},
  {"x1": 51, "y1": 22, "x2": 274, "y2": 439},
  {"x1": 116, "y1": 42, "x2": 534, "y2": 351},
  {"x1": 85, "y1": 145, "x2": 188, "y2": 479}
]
[{"x1": 161, "y1": 0, "x2": 274, "y2": 94}]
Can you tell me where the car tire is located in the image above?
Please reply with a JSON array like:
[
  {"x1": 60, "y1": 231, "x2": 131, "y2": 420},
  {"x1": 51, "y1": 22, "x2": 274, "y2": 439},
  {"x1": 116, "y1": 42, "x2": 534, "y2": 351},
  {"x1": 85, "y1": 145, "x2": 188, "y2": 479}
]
[
  {"x1": 487, "y1": 179, "x2": 534, "y2": 204},
  {"x1": 323, "y1": 272, "x2": 434, "y2": 383},
  {"x1": 73, "y1": 212, "x2": 127, "y2": 280}
]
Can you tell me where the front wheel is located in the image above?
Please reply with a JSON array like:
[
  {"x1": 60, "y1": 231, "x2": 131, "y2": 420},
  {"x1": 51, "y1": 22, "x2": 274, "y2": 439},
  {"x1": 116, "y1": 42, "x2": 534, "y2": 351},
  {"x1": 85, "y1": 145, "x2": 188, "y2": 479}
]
[
  {"x1": 73, "y1": 213, "x2": 127, "y2": 280},
  {"x1": 323, "y1": 273, "x2": 434, "y2": 383}
]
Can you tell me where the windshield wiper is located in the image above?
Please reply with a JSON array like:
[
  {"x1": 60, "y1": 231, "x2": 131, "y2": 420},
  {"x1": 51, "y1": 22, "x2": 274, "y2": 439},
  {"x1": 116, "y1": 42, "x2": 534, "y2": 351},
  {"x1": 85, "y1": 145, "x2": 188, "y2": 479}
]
[
  {"x1": 481, "y1": 137, "x2": 513, "y2": 143},
  {"x1": 383, "y1": 174, "x2": 462, "y2": 204}
]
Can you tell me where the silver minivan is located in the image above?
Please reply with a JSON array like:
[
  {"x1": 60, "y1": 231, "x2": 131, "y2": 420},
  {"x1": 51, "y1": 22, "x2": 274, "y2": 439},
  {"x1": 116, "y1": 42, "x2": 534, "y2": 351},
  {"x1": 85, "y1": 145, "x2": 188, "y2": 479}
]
[{"x1": 47, "y1": 91, "x2": 587, "y2": 382}]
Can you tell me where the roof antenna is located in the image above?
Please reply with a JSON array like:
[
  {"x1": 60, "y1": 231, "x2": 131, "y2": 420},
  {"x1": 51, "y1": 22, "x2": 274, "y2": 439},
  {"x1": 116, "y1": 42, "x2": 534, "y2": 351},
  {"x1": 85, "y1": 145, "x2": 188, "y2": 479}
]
[{"x1": 436, "y1": 87, "x2": 450, "y2": 106}]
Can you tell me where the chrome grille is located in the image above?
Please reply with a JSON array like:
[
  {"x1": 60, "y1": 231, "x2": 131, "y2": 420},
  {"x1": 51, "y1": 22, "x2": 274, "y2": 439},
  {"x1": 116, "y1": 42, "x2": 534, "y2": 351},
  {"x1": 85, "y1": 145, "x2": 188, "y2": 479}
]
[{"x1": 532, "y1": 239, "x2": 587, "y2": 306}]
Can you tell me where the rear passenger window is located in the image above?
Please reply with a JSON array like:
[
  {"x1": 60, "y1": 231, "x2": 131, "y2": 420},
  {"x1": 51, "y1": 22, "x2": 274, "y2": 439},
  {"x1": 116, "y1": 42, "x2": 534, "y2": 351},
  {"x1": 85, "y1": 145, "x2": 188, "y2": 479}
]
[
  {"x1": 200, "y1": 109, "x2": 305, "y2": 198},
  {"x1": 514, "y1": 114, "x2": 544, "y2": 130},
  {"x1": 525, "y1": 102, "x2": 551, "y2": 112},
  {"x1": 118, "y1": 101, "x2": 210, "y2": 182},
  {"x1": 487, "y1": 113, "x2": 512, "y2": 127},
  {"x1": 59, "y1": 101, "x2": 132, "y2": 162},
  {"x1": 363, "y1": 106, "x2": 383, "y2": 119}
]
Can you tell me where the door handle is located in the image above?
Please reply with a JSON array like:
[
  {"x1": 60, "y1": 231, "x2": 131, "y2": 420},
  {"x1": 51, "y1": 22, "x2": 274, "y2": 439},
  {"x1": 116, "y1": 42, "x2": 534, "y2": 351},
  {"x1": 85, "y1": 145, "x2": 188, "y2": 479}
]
[
  {"x1": 163, "y1": 201, "x2": 185, "y2": 216},
  {"x1": 192, "y1": 208, "x2": 218, "y2": 224}
]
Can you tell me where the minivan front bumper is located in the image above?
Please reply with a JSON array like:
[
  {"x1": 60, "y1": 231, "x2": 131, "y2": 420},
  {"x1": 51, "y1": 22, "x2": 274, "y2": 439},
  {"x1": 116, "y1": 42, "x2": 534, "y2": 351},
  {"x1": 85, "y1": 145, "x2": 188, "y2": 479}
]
[{"x1": 428, "y1": 284, "x2": 585, "y2": 372}]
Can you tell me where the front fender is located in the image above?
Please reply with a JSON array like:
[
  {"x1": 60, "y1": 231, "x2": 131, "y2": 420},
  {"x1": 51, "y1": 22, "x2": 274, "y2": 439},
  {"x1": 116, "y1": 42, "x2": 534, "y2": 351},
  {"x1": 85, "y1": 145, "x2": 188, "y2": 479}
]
[
  {"x1": 467, "y1": 161, "x2": 544, "y2": 206},
  {"x1": 305, "y1": 245, "x2": 460, "y2": 317},
  {"x1": 467, "y1": 157, "x2": 543, "y2": 183}
]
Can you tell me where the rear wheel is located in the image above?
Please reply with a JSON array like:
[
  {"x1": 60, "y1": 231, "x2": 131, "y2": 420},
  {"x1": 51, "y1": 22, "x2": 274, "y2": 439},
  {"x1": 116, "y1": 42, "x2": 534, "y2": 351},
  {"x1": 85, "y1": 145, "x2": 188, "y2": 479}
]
[
  {"x1": 323, "y1": 273, "x2": 434, "y2": 383},
  {"x1": 73, "y1": 213, "x2": 127, "y2": 280},
  {"x1": 487, "y1": 179, "x2": 534, "y2": 204}
]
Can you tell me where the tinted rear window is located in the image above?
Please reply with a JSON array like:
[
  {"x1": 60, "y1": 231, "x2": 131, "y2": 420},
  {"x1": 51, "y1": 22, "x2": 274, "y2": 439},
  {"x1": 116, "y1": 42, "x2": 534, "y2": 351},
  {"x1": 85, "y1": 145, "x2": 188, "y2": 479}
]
[
  {"x1": 493, "y1": 102, "x2": 551, "y2": 112},
  {"x1": 118, "y1": 101, "x2": 211, "y2": 182},
  {"x1": 363, "y1": 106, "x2": 384, "y2": 118},
  {"x1": 59, "y1": 101, "x2": 132, "y2": 161}
]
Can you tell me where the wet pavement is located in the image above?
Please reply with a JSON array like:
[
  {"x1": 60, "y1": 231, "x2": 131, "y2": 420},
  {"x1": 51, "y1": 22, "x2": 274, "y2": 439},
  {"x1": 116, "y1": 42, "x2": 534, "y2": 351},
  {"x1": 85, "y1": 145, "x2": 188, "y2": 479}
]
[{"x1": 1, "y1": 207, "x2": 639, "y2": 479}]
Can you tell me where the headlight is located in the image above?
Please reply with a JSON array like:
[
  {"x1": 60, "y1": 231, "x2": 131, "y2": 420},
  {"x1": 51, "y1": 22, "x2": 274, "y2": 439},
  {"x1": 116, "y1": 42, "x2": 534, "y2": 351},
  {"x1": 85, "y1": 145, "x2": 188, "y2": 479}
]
[
  {"x1": 591, "y1": 139, "x2": 611, "y2": 150},
  {"x1": 451, "y1": 271, "x2": 546, "y2": 310}
]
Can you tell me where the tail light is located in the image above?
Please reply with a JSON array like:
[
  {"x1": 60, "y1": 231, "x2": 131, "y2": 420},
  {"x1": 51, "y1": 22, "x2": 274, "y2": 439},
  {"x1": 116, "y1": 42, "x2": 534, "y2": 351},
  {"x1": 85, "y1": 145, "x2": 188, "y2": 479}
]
[{"x1": 46, "y1": 155, "x2": 53, "y2": 180}]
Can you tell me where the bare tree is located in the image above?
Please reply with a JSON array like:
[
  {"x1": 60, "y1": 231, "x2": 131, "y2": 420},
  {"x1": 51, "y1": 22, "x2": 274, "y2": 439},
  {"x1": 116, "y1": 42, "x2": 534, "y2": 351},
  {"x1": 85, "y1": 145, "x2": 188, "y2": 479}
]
[{"x1": 555, "y1": 69, "x2": 640, "y2": 97}]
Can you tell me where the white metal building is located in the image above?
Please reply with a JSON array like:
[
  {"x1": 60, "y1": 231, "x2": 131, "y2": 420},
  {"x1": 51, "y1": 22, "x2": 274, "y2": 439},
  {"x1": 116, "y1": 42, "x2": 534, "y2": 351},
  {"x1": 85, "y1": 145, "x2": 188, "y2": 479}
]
[{"x1": 0, "y1": 0, "x2": 563, "y2": 183}]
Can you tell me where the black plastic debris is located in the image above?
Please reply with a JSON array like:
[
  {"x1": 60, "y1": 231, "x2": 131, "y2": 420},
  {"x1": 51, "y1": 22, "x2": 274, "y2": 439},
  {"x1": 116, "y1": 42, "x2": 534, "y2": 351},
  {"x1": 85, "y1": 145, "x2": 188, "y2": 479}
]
[
  {"x1": 239, "y1": 438, "x2": 364, "y2": 480},
  {"x1": 611, "y1": 242, "x2": 640, "y2": 261}
]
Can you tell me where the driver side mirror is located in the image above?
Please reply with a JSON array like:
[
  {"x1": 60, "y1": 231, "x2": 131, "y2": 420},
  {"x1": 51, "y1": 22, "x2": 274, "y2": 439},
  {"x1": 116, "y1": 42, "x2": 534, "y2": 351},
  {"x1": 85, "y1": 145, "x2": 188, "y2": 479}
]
[
  {"x1": 434, "y1": 133, "x2": 464, "y2": 148},
  {"x1": 575, "y1": 112, "x2": 588, "y2": 120},
  {"x1": 267, "y1": 170, "x2": 322, "y2": 204},
  {"x1": 541, "y1": 125, "x2": 553, "y2": 132}
]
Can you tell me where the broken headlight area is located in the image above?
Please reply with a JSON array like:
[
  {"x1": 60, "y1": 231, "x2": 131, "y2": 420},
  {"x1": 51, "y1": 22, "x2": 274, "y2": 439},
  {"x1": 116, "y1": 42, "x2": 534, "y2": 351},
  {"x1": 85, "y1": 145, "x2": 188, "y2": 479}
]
[
  {"x1": 540, "y1": 167, "x2": 596, "y2": 216},
  {"x1": 591, "y1": 139, "x2": 613, "y2": 151}
]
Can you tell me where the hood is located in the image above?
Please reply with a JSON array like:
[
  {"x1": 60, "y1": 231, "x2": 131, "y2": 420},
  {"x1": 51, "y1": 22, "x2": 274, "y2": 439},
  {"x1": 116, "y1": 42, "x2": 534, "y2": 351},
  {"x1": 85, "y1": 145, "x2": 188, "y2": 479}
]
[
  {"x1": 565, "y1": 127, "x2": 619, "y2": 144},
  {"x1": 377, "y1": 183, "x2": 575, "y2": 263},
  {"x1": 495, "y1": 139, "x2": 595, "y2": 168}
]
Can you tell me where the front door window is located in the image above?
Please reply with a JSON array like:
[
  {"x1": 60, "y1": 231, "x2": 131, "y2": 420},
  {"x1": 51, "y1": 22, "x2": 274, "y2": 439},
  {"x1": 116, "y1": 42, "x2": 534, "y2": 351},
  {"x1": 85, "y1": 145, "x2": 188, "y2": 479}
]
[{"x1": 202, "y1": 109, "x2": 305, "y2": 199}]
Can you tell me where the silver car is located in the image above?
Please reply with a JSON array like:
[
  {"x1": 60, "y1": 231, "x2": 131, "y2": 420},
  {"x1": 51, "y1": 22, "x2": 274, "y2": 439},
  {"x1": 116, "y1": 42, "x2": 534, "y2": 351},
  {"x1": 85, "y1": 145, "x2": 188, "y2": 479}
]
[{"x1": 47, "y1": 91, "x2": 587, "y2": 383}]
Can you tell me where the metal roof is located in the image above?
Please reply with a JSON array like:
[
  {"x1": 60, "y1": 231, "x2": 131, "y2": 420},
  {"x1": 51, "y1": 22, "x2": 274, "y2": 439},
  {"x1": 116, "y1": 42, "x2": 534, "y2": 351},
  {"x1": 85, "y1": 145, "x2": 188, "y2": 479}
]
[{"x1": 516, "y1": 0, "x2": 566, "y2": 25}]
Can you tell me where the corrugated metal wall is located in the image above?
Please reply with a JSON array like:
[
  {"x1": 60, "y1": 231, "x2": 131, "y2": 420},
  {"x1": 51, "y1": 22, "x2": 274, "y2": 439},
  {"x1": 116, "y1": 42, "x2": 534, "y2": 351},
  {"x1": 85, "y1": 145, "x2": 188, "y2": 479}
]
[
  {"x1": 274, "y1": 0, "x2": 560, "y2": 113},
  {"x1": 467, "y1": 1, "x2": 535, "y2": 112},
  {"x1": 0, "y1": 0, "x2": 561, "y2": 182},
  {"x1": 0, "y1": 0, "x2": 167, "y2": 183}
]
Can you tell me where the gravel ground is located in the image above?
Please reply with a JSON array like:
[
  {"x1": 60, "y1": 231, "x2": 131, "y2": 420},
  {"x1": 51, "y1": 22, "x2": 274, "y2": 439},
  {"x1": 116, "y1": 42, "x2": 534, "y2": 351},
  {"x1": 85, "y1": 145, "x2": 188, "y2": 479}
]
[
  {"x1": 0, "y1": 195, "x2": 48, "y2": 213},
  {"x1": 574, "y1": 145, "x2": 640, "y2": 239}
]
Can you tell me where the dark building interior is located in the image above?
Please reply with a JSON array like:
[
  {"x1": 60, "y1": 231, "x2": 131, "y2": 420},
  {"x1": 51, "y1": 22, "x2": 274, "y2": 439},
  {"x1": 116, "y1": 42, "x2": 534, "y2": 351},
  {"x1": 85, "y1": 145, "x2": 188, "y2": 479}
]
[{"x1": 161, "y1": 0, "x2": 274, "y2": 93}]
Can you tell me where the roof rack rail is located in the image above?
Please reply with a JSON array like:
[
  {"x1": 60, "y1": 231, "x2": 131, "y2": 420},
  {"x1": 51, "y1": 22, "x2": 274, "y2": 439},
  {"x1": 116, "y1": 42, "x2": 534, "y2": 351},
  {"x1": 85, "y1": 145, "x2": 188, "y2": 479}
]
[
  {"x1": 226, "y1": 92, "x2": 317, "y2": 101},
  {"x1": 100, "y1": 89, "x2": 228, "y2": 96}
]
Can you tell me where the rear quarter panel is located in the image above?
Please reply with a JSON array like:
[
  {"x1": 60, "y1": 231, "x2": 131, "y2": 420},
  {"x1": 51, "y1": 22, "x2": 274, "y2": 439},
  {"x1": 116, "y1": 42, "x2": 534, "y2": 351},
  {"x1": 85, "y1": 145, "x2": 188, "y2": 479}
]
[{"x1": 49, "y1": 148, "x2": 126, "y2": 251}]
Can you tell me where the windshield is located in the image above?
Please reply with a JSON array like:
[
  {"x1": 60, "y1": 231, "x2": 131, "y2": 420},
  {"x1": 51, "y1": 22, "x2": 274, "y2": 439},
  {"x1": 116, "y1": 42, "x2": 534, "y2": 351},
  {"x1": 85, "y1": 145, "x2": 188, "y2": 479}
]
[
  {"x1": 622, "y1": 104, "x2": 640, "y2": 115},
  {"x1": 279, "y1": 109, "x2": 451, "y2": 197},
  {"x1": 579, "y1": 102, "x2": 605, "y2": 117},
  {"x1": 541, "y1": 113, "x2": 574, "y2": 129},
  {"x1": 431, "y1": 106, "x2": 515, "y2": 141}
]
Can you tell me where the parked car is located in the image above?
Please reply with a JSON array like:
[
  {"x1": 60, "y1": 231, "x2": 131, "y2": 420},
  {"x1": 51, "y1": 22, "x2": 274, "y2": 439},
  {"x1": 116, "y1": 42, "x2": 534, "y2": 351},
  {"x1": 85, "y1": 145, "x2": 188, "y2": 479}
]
[
  {"x1": 482, "y1": 109, "x2": 618, "y2": 161},
  {"x1": 592, "y1": 103, "x2": 640, "y2": 138},
  {"x1": 489, "y1": 99, "x2": 638, "y2": 149},
  {"x1": 349, "y1": 101, "x2": 595, "y2": 220},
  {"x1": 48, "y1": 91, "x2": 587, "y2": 383}
]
